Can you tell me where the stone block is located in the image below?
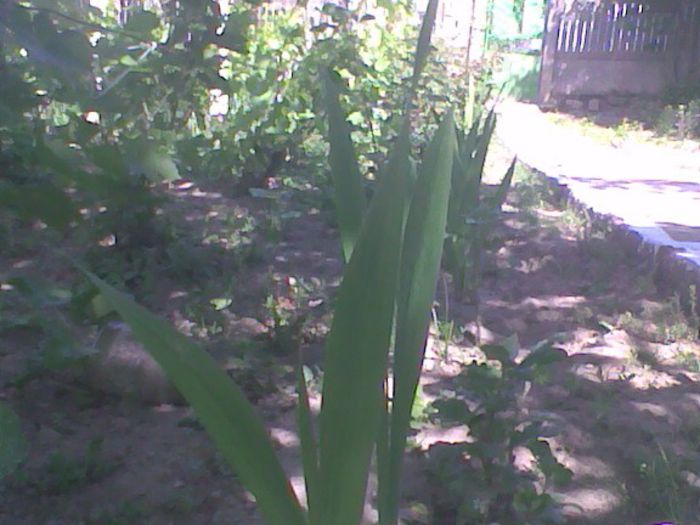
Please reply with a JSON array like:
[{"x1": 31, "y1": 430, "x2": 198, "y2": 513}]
[
  {"x1": 565, "y1": 98, "x2": 585, "y2": 111},
  {"x1": 587, "y1": 98, "x2": 601, "y2": 112}
]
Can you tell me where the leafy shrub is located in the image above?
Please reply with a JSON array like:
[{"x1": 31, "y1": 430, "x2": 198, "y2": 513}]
[
  {"x1": 428, "y1": 339, "x2": 572, "y2": 524},
  {"x1": 655, "y1": 100, "x2": 700, "y2": 139}
]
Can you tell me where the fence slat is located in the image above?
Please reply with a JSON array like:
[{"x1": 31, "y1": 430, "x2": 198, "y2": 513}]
[{"x1": 554, "y1": 0, "x2": 678, "y2": 58}]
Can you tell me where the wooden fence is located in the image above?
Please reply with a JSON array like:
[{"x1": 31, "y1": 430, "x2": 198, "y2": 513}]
[
  {"x1": 555, "y1": 1, "x2": 678, "y2": 57},
  {"x1": 539, "y1": 0, "x2": 700, "y2": 103}
]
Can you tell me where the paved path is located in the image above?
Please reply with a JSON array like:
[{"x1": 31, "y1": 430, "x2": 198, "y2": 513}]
[{"x1": 497, "y1": 101, "x2": 700, "y2": 268}]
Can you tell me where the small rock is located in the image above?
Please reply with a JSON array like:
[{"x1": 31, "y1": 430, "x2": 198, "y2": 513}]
[
  {"x1": 683, "y1": 470, "x2": 700, "y2": 489},
  {"x1": 223, "y1": 314, "x2": 268, "y2": 340},
  {"x1": 82, "y1": 322, "x2": 183, "y2": 405}
]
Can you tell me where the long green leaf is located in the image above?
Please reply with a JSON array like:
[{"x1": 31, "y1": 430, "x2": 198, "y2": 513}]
[
  {"x1": 322, "y1": 69, "x2": 367, "y2": 263},
  {"x1": 467, "y1": 109, "x2": 497, "y2": 204},
  {"x1": 297, "y1": 364, "x2": 321, "y2": 525},
  {"x1": 410, "y1": 0, "x2": 440, "y2": 93},
  {"x1": 447, "y1": 116, "x2": 481, "y2": 234},
  {"x1": 490, "y1": 157, "x2": 517, "y2": 210},
  {"x1": 318, "y1": 128, "x2": 411, "y2": 525},
  {"x1": 84, "y1": 274, "x2": 307, "y2": 525},
  {"x1": 376, "y1": 376, "x2": 391, "y2": 522},
  {"x1": 447, "y1": 143, "x2": 467, "y2": 233},
  {"x1": 382, "y1": 111, "x2": 457, "y2": 525}
]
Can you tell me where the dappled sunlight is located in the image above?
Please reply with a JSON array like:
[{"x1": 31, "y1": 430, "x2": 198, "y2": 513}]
[
  {"x1": 553, "y1": 450, "x2": 617, "y2": 481},
  {"x1": 413, "y1": 425, "x2": 471, "y2": 452},
  {"x1": 630, "y1": 402, "x2": 682, "y2": 427},
  {"x1": 269, "y1": 427, "x2": 300, "y2": 449},
  {"x1": 556, "y1": 487, "x2": 623, "y2": 519},
  {"x1": 626, "y1": 370, "x2": 682, "y2": 391},
  {"x1": 521, "y1": 295, "x2": 587, "y2": 309}
]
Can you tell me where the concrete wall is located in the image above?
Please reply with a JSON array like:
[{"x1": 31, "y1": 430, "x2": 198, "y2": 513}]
[{"x1": 551, "y1": 55, "x2": 675, "y2": 96}]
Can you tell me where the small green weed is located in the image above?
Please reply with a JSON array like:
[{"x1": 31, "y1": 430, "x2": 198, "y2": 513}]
[
  {"x1": 612, "y1": 118, "x2": 645, "y2": 139},
  {"x1": 410, "y1": 384, "x2": 435, "y2": 429},
  {"x1": 677, "y1": 347, "x2": 700, "y2": 373},
  {"x1": 654, "y1": 293, "x2": 698, "y2": 343},
  {"x1": 689, "y1": 284, "x2": 699, "y2": 337},
  {"x1": 0, "y1": 276, "x2": 97, "y2": 387},
  {"x1": 628, "y1": 443, "x2": 700, "y2": 523},
  {"x1": 38, "y1": 437, "x2": 115, "y2": 495},
  {"x1": 655, "y1": 101, "x2": 700, "y2": 139},
  {"x1": 431, "y1": 302, "x2": 456, "y2": 360},
  {"x1": 616, "y1": 311, "x2": 647, "y2": 336},
  {"x1": 264, "y1": 275, "x2": 325, "y2": 354},
  {"x1": 613, "y1": 292, "x2": 699, "y2": 345}
]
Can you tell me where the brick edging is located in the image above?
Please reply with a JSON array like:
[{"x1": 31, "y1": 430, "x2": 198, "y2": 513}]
[{"x1": 520, "y1": 162, "x2": 700, "y2": 319}]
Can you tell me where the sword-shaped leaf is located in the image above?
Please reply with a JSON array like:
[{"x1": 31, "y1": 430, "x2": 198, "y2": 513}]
[
  {"x1": 322, "y1": 70, "x2": 367, "y2": 262},
  {"x1": 318, "y1": 128, "x2": 410, "y2": 525},
  {"x1": 382, "y1": 111, "x2": 457, "y2": 525}
]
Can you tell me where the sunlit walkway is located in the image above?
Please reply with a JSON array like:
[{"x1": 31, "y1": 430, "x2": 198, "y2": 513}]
[{"x1": 498, "y1": 101, "x2": 700, "y2": 268}]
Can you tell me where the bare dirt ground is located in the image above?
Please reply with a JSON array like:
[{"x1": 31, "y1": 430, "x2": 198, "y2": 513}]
[{"x1": 2, "y1": 140, "x2": 700, "y2": 524}]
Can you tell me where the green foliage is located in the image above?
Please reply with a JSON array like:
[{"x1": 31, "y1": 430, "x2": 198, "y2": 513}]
[
  {"x1": 0, "y1": 3, "x2": 530, "y2": 523},
  {"x1": 654, "y1": 292, "x2": 700, "y2": 343},
  {"x1": 380, "y1": 110, "x2": 456, "y2": 525},
  {"x1": 0, "y1": 1, "x2": 227, "y2": 290},
  {"x1": 83, "y1": 108, "x2": 455, "y2": 524},
  {"x1": 655, "y1": 100, "x2": 700, "y2": 139},
  {"x1": 444, "y1": 109, "x2": 516, "y2": 296},
  {"x1": 263, "y1": 275, "x2": 324, "y2": 355},
  {"x1": 80, "y1": 6, "x2": 459, "y2": 525},
  {"x1": 321, "y1": 69, "x2": 367, "y2": 262},
  {"x1": 429, "y1": 340, "x2": 571, "y2": 524},
  {"x1": 193, "y1": 5, "x2": 313, "y2": 187},
  {"x1": 0, "y1": 275, "x2": 93, "y2": 385},
  {"x1": 629, "y1": 443, "x2": 700, "y2": 524},
  {"x1": 315, "y1": 124, "x2": 412, "y2": 525},
  {"x1": 0, "y1": 0, "x2": 466, "y2": 303},
  {"x1": 0, "y1": 0, "x2": 219, "y2": 178},
  {"x1": 495, "y1": 52, "x2": 540, "y2": 101},
  {"x1": 306, "y1": 1, "x2": 415, "y2": 169},
  {"x1": 40, "y1": 437, "x2": 114, "y2": 495}
]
